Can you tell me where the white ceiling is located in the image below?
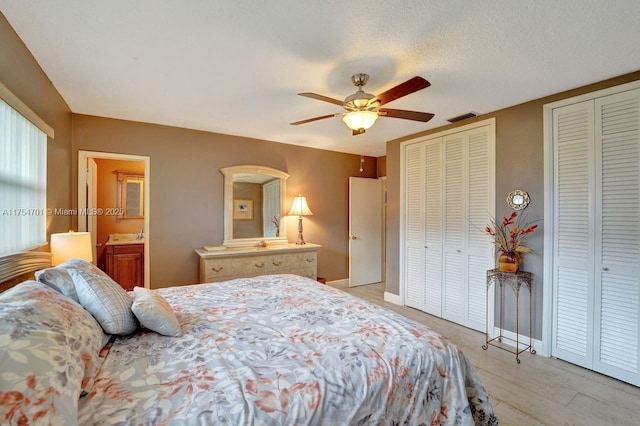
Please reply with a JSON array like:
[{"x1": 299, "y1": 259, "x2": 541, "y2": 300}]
[{"x1": 1, "y1": 1, "x2": 639, "y2": 157}]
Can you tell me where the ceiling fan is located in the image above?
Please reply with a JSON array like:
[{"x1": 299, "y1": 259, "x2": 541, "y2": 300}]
[{"x1": 290, "y1": 73, "x2": 434, "y2": 135}]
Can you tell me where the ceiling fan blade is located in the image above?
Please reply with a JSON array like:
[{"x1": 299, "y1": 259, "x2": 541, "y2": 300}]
[
  {"x1": 379, "y1": 108, "x2": 435, "y2": 122},
  {"x1": 370, "y1": 76, "x2": 431, "y2": 107},
  {"x1": 352, "y1": 128, "x2": 366, "y2": 136},
  {"x1": 298, "y1": 92, "x2": 344, "y2": 106},
  {"x1": 290, "y1": 113, "x2": 339, "y2": 125}
]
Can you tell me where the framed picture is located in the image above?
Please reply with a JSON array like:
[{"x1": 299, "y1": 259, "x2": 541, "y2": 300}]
[{"x1": 233, "y1": 199, "x2": 253, "y2": 220}]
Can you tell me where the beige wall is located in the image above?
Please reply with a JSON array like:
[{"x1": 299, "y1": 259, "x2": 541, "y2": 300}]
[
  {"x1": 94, "y1": 159, "x2": 145, "y2": 270},
  {"x1": 72, "y1": 114, "x2": 377, "y2": 287},
  {"x1": 386, "y1": 70, "x2": 640, "y2": 339},
  {"x1": 0, "y1": 13, "x2": 73, "y2": 239}
]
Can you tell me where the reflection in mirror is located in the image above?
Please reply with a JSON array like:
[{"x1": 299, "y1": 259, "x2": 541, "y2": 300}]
[
  {"x1": 232, "y1": 175, "x2": 280, "y2": 239},
  {"x1": 116, "y1": 171, "x2": 144, "y2": 218},
  {"x1": 221, "y1": 166, "x2": 289, "y2": 247}
]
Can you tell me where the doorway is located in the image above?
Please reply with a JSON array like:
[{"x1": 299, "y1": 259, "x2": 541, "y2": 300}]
[{"x1": 78, "y1": 151, "x2": 150, "y2": 288}]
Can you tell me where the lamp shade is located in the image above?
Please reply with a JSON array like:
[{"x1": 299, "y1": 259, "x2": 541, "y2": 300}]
[
  {"x1": 50, "y1": 231, "x2": 93, "y2": 265},
  {"x1": 288, "y1": 195, "x2": 313, "y2": 216},
  {"x1": 342, "y1": 111, "x2": 378, "y2": 130}
]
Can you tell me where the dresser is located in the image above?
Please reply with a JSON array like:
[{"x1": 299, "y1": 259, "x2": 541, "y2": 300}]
[{"x1": 195, "y1": 243, "x2": 321, "y2": 284}]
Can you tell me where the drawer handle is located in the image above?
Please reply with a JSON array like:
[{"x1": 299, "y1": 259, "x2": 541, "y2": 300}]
[
  {"x1": 272, "y1": 260, "x2": 282, "y2": 266},
  {"x1": 255, "y1": 262, "x2": 265, "y2": 268},
  {"x1": 211, "y1": 266, "x2": 223, "y2": 273},
  {"x1": 306, "y1": 258, "x2": 314, "y2": 263}
]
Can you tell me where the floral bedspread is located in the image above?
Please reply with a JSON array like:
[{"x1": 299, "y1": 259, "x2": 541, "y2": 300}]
[{"x1": 78, "y1": 274, "x2": 497, "y2": 425}]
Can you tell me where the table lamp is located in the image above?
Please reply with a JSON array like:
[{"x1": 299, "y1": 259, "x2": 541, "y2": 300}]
[
  {"x1": 50, "y1": 231, "x2": 93, "y2": 265},
  {"x1": 288, "y1": 195, "x2": 313, "y2": 245}
]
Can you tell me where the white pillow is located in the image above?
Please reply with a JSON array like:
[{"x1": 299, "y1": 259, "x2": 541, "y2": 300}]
[
  {"x1": 69, "y1": 268, "x2": 138, "y2": 335},
  {"x1": 131, "y1": 287, "x2": 182, "y2": 337}
]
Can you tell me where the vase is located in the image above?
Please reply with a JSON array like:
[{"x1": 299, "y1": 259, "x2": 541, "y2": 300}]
[{"x1": 498, "y1": 252, "x2": 520, "y2": 273}]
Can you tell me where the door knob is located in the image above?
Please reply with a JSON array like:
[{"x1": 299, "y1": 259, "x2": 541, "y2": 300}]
[
  {"x1": 602, "y1": 267, "x2": 609, "y2": 271},
  {"x1": 351, "y1": 236, "x2": 358, "y2": 240},
  {"x1": 456, "y1": 249, "x2": 461, "y2": 253},
  {"x1": 96, "y1": 243, "x2": 103, "y2": 247}
]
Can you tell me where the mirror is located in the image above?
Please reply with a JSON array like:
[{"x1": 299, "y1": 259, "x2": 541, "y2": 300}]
[
  {"x1": 116, "y1": 171, "x2": 144, "y2": 218},
  {"x1": 220, "y1": 165, "x2": 289, "y2": 247}
]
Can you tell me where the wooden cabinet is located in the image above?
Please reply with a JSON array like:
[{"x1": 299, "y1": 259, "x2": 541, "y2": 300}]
[
  {"x1": 106, "y1": 243, "x2": 144, "y2": 291},
  {"x1": 195, "y1": 243, "x2": 320, "y2": 283}
]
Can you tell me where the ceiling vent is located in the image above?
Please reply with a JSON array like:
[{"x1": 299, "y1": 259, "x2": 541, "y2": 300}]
[{"x1": 447, "y1": 111, "x2": 479, "y2": 123}]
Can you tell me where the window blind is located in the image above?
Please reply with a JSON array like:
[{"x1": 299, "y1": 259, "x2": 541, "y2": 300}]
[{"x1": 0, "y1": 98, "x2": 47, "y2": 256}]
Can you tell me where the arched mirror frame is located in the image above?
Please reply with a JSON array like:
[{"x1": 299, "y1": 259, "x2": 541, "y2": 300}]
[{"x1": 220, "y1": 165, "x2": 289, "y2": 247}]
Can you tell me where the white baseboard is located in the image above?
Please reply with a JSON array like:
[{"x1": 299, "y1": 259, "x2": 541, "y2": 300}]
[
  {"x1": 384, "y1": 291, "x2": 403, "y2": 305},
  {"x1": 491, "y1": 327, "x2": 544, "y2": 354}
]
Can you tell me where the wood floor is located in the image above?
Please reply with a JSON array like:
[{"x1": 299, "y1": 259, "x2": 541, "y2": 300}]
[{"x1": 330, "y1": 281, "x2": 640, "y2": 426}]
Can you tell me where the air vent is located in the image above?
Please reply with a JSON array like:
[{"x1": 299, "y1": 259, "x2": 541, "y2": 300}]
[{"x1": 447, "y1": 111, "x2": 479, "y2": 123}]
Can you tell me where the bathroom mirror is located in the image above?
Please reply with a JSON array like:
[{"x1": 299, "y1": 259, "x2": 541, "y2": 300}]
[
  {"x1": 116, "y1": 171, "x2": 144, "y2": 218},
  {"x1": 220, "y1": 165, "x2": 289, "y2": 247}
]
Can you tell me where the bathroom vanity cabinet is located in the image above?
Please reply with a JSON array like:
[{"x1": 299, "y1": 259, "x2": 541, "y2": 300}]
[{"x1": 106, "y1": 243, "x2": 144, "y2": 291}]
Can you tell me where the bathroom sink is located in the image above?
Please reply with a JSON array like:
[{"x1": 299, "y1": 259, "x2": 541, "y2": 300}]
[{"x1": 106, "y1": 233, "x2": 144, "y2": 245}]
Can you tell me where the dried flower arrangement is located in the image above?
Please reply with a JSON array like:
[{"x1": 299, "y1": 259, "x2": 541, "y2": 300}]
[{"x1": 485, "y1": 211, "x2": 538, "y2": 272}]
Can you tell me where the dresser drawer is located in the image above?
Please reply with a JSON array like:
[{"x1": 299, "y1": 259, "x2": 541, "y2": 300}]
[{"x1": 202, "y1": 255, "x2": 269, "y2": 282}]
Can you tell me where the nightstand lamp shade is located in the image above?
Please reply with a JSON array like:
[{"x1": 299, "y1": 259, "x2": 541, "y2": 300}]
[
  {"x1": 50, "y1": 231, "x2": 93, "y2": 265},
  {"x1": 288, "y1": 195, "x2": 313, "y2": 245}
]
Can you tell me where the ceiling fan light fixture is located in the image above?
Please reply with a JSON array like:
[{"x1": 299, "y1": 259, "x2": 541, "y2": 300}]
[{"x1": 342, "y1": 110, "x2": 378, "y2": 131}]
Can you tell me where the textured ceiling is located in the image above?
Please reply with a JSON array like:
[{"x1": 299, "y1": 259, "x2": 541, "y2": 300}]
[{"x1": 1, "y1": 1, "x2": 640, "y2": 156}]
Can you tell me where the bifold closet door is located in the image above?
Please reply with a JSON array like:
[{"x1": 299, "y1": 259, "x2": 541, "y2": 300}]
[
  {"x1": 405, "y1": 143, "x2": 426, "y2": 311},
  {"x1": 552, "y1": 99, "x2": 596, "y2": 369},
  {"x1": 441, "y1": 129, "x2": 491, "y2": 332},
  {"x1": 405, "y1": 139, "x2": 443, "y2": 317},
  {"x1": 592, "y1": 90, "x2": 640, "y2": 384},
  {"x1": 442, "y1": 134, "x2": 465, "y2": 325},
  {"x1": 552, "y1": 88, "x2": 640, "y2": 386},
  {"x1": 404, "y1": 124, "x2": 492, "y2": 333},
  {"x1": 423, "y1": 140, "x2": 443, "y2": 317}
]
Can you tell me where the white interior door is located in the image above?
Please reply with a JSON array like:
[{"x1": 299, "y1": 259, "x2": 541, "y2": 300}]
[
  {"x1": 349, "y1": 177, "x2": 382, "y2": 287},
  {"x1": 87, "y1": 158, "x2": 98, "y2": 264},
  {"x1": 262, "y1": 180, "x2": 280, "y2": 237}
]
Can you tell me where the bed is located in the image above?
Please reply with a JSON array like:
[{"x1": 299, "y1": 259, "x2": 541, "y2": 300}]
[{"x1": 0, "y1": 261, "x2": 497, "y2": 425}]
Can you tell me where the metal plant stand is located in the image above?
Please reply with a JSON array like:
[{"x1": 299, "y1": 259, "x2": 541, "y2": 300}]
[{"x1": 483, "y1": 268, "x2": 535, "y2": 363}]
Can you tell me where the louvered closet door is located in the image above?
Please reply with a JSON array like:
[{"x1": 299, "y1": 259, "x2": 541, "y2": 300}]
[
  {"x1": 552, "y1": 88, "x2": 640, "y2": 386},
  {"x1": 552, "y1": 100, "x2": 596, "y2": 369},
  {"x1": 405, "y1": 143, "x2": 426, "y2": 311},
  {"x1": 593, "y1": 90, "x2": 640, "y2": 384},
  {"x1": 403, "y1": 120, "x2": 493, "y2": 332},
  {"x1": 466, "y1": 129, "x2": 492, "y2": 331},
  {"x1": 442, "y1": 134, "x2": 466, "y2": 325},
  {"x1": 424, "y1": 139, "x2": 443, "y2": 317}
]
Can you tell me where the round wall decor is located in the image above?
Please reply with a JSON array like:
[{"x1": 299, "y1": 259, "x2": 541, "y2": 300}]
[{"x1": 507, "y1": 189, "x2": 530, "y2": 210}]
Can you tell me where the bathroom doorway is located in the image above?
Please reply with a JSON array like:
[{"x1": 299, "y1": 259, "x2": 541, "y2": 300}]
[{"x1": 78, "y1": 151, "x2": 150, "y2": 288}]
